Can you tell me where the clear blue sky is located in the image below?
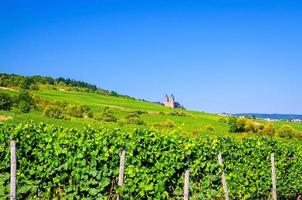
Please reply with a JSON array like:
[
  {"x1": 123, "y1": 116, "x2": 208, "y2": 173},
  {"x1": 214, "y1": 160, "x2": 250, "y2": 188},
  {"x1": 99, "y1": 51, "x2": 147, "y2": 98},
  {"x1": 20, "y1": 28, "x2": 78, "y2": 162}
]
[{"x1": 1, "y1": 0, "x2": 302, "y2": 114}]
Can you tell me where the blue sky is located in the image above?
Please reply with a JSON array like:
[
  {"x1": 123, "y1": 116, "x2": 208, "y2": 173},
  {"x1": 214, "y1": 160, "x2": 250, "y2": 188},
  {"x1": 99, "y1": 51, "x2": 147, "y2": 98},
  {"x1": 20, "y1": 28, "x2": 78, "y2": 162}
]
[{"x1": 1, "y1": 0, "x2": 302, "y2": 114}]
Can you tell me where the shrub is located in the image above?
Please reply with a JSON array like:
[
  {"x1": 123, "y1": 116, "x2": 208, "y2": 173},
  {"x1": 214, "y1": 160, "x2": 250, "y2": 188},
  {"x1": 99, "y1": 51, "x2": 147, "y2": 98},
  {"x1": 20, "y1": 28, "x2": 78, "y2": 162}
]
[
  {"x1": 228, "y1": 117, "x2": 247, "y2": 133},
  {"x1": 103, "y1": 106, "x2": 112, "y2": 113},
  {"x1": 0, "y1": 93, "x2": 14, "y2": 110},
  {"x1": 277, "y1": 125, "x2": 296, "y2": 138},
  {"x1": 54, "y1": 101, "x2": 68, "y2": 108},
  {"x1": 228, "y1": 117, "x2": 264, "y2": 134},
  {"x1": 43, "y1": 105, "x2": 65, "y2": 119},
  {"x1": 29, "y1": 83, "x2": 39, "y2": 90},
  {"x1": 218, "y1": 117, "x2": 227, "y2": 123},
  {"x1": 66, "y1": 105, "x2": 83, "y2": 118},
  {"x1": 126, "y1": 117, "x2": 145, "y2": 125},
  {"x1": 131, "y1": 110, "x2": 147, "y2": 115},
  {"x1": 95, "y1": 112, "x2": 117, "y2": 122},
  {"x1": 262, "y1": 123, "x2": 275, "y2": 136},
  {"x1": 17, "y1": 90, "x2": 33, "y2": 113},
  {"x1": 125, "y1": 113, "x2": 140, "y2": 119},
  {"x1": 21, "y1": 78, "x2": 35, "y2": 90},
  {"x1": 244, "y1": 120, "x2": 259, "y2": 133},
  {"x1": 124, "y1": 113, "x2": 145, "y2": 125},
  {"x1": 205, "y1": 125, "x2": 214, "y2": 132},
  {"x1": 64, "y1": 115, "x2": 71, "y2": 120},
  {"x1": 168, "y1": 111, "x2": 187, "y2": 116},
  {"x1": 81, "y1": 105, "x2": 93, "y2": 118},
  {"x1": 236, "y1": 118, "x2": 247, "y2": 132},
  {"x1": 228, "y1": 117, "x2": 238, "y2": 133},
  {"x1": 160, "y1": 119, "x2": 175, "y2": 128}
]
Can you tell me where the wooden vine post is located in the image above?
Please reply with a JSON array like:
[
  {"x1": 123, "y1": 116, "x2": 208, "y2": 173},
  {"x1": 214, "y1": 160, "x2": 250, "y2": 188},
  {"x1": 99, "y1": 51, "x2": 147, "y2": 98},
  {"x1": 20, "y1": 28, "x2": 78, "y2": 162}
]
[
  {"x1": 117, "y1": 150, "x2": 126, "y2": 200},
  {"x1": 184, "y1": 167, "x2": 190, "y2": 200},
  {"x1": 218, "y1": 152, "x2": 229, "y2": 200},
  {"x1": 271, "y1": 153, "x2": 277, "y2": 200},
  {"x1": 10, "y1": 141, "x2": 16, "y2": 200}
]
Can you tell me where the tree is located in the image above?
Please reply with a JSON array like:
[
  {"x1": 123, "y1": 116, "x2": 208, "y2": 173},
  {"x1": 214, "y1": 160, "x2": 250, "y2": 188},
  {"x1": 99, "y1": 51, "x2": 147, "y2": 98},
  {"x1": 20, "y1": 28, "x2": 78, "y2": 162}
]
[
  {"x1": 17, "y1": 90, "x2": 33, "y2": 113},
  {"x1": 228, "y1": 117, "x2": 238, "y2": 133},
  {"x1": 21, "y1": 78, "x2": 35, "y2": 90},
  {"x1": 0, "y1": 93, "x2": 14, "y2": 110}
]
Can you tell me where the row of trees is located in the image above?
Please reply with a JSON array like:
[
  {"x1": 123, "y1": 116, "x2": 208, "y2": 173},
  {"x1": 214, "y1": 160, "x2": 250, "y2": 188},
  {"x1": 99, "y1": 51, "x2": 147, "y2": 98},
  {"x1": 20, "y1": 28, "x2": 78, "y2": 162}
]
[
  {"x1": 0, "y1": 73, "x2": 134, "y2": 99},
  {"x1": 0, "y1": 73, "x2": 99, "y2": 91},
  {"x1": 228, "y1": 116, "x2": 302, "y2": 139}
]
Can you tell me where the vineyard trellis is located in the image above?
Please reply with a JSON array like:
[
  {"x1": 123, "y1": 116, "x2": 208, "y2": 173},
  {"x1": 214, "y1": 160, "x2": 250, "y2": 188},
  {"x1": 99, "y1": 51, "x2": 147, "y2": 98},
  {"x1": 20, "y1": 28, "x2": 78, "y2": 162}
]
[
  {"x1": 5, "y1": 142, "x2": 289, "y2": 200},
  {"x1": 0, "y1": 122, "x2": 302, "y2": 199}
]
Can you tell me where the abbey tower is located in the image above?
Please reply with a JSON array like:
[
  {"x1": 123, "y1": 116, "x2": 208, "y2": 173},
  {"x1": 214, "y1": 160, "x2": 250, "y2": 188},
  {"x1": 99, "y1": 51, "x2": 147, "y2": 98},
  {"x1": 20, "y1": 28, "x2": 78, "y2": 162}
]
[{"x1": 164, "y1": 94, "x2": 175, "y2": 108}]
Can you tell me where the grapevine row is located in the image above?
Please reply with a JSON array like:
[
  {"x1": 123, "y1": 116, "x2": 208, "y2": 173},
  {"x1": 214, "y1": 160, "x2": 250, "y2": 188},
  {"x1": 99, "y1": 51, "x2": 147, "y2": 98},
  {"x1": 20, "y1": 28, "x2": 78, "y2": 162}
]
[{"x1": 0, "y1": 122, "x2": 301, "y2": 199}]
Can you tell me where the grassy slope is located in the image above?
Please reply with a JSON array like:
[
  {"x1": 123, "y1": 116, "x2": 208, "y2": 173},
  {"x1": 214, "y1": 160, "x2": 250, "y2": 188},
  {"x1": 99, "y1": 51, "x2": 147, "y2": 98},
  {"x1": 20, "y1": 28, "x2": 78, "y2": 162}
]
[
  {"x1": 0, "y1": 88, "x2": 230, "y2": 136},
  {"x1": 1, "y1": 87, "x2": 302, "y2": 138}
]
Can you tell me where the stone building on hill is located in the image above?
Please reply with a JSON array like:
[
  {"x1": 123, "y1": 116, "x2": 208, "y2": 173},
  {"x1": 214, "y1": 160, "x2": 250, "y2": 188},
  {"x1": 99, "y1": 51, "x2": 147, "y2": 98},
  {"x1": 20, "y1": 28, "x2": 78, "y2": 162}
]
[
  {"x1": 164, "y1": 94, "x2": 175, "y2": 108},
  {"x1": 164, "y1": 94, "x2": 184, "y2": 109}
]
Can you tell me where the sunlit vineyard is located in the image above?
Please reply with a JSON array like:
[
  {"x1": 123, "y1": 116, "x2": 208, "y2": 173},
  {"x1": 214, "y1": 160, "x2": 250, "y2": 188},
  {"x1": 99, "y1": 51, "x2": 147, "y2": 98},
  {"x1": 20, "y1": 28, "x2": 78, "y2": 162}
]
[{"x1": 1, "y1": 122, "x2": 302, "y2": 199}]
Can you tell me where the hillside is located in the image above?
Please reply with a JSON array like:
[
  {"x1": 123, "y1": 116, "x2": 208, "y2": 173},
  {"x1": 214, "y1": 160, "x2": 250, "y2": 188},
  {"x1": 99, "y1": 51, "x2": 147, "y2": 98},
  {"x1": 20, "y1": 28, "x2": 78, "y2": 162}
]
[
  {"x1": 1, "y1": 73, "x2": 302, "y2": 199},
  {"x1": 0, "y1": 87, "x2": 229, "y2": 137},
  {"x1": 1, "y1": 73, "x2": 302, "y2": 139}
]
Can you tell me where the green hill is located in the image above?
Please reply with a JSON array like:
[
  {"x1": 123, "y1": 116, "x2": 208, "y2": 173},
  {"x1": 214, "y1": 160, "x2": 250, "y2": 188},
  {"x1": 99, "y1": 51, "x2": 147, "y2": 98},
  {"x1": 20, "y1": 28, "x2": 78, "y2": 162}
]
[
  {"x1": 1, "y1": 73, "x2": 302, "y2": 139},
  {"x1": 0, "y1": 87, "x2": 229, "y2": 136}
]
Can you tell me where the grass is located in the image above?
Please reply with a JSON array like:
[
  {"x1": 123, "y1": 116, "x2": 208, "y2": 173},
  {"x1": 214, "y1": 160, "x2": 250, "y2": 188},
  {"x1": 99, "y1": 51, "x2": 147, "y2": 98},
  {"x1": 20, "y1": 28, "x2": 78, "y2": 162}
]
[{"x1": 1, "y1": 87, "x2": 302, "y2": 139}]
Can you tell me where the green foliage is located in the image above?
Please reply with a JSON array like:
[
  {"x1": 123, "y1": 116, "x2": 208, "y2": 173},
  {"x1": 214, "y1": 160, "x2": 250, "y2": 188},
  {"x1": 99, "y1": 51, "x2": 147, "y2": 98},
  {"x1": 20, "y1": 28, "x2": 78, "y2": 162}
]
[
  {"x1": 124, "y1": 113, "x2": 145, "y2": 125},
  {"x1": 262, "y1": 123, "x2": 275, "y2": 136},
  {"x1": 228, "y1": 117, "x2": 263, "y2": 134},
  {"x1": 131, "y1": 110, "x2": 147, "y2": 115},
  {"x1": 228, "y1": 117, "x2": 238, "y2": 133},
  {"x1": 37, "y1": 98, "x2": 93, "y2": 120},
  {"x1": 244, "y1": 119, "x2": 261, "y2": 133},
  {"x1": 42, "y1": 105, "x2": 65, "y2": 119},
  {"x1": 0, "y1": 123, "x2": 302, "y2": 199},
  {"x1": 17, "y1": 90, "x2": 33, "y2": 113},
  {"x1": 95, "y1": 112, "x2": 117, "y2": 122},
  {"x1": 205, "y1": 124, "x2": 214, "y2": 132},
  {"x1": 66, "y1": 105, "x2": 84, "y2": 118},
  {"x1": 168, "y1": 110, "x2": 187, "y2": 116},
  {"x1": 82, "y1": 105, "x2": 93, "y2": 118},
  {"x1": 277, "y1": 125, "x2": 297, "y2": 138},
  {"x1": 218, "y1": 117, "x2": 227, "y2": 123},
  {"x1": 21, "y1": 78, "x2": 39, "y2": 90},
  {"x1": 0, "y1": 93, "x2": 14, "y2": 110},
  {"x1": 94, "y1": 107, "x2": 117, "y2": 122},
  {"x1": 0, "y1": 73, "x2": 132, "y2": 98},
  {"x1": 160, "y1": 119, "x2": 175, "y2": 128}
]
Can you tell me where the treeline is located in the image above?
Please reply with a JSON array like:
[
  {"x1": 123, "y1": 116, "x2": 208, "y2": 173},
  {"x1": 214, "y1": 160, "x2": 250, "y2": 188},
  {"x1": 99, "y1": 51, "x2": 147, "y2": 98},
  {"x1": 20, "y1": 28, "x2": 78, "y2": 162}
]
[{"x1": 0, "y1": 73, "x2": 134, "y2": 99}]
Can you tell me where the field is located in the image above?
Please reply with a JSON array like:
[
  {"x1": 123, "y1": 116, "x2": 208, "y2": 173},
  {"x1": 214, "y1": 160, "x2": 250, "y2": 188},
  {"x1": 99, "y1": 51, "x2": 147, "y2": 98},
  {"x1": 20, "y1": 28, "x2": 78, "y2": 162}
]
[
  {"x1": 1, "y1": 84, "x2": 302, "y2": 199},
  {"x1": 1, "y1": 87, "x2": 302, "y2": 139},
  {"x1": 0, "y1": 87, "x2": 232, "y2": 137}
]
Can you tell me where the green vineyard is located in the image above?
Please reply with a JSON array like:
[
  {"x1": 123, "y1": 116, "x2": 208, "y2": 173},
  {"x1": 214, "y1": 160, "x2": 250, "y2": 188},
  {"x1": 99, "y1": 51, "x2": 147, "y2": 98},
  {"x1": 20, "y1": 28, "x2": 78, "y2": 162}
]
[{"x1": 0, "y1": 122, "x2": 302, "y2": 199}]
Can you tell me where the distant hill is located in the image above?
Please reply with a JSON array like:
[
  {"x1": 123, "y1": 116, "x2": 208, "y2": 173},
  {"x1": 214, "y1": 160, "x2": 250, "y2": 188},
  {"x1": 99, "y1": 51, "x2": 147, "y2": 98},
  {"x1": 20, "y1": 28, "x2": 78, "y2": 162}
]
[
  {"x1": 1, "y1": 73, "x2": 302, "y2": 136},
  {"x1": 0, "y1": 73, "x2": 134, "y2": 99},
  {"x1": 233, "y1": 113, "x2": 302, "y2": 120}
]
